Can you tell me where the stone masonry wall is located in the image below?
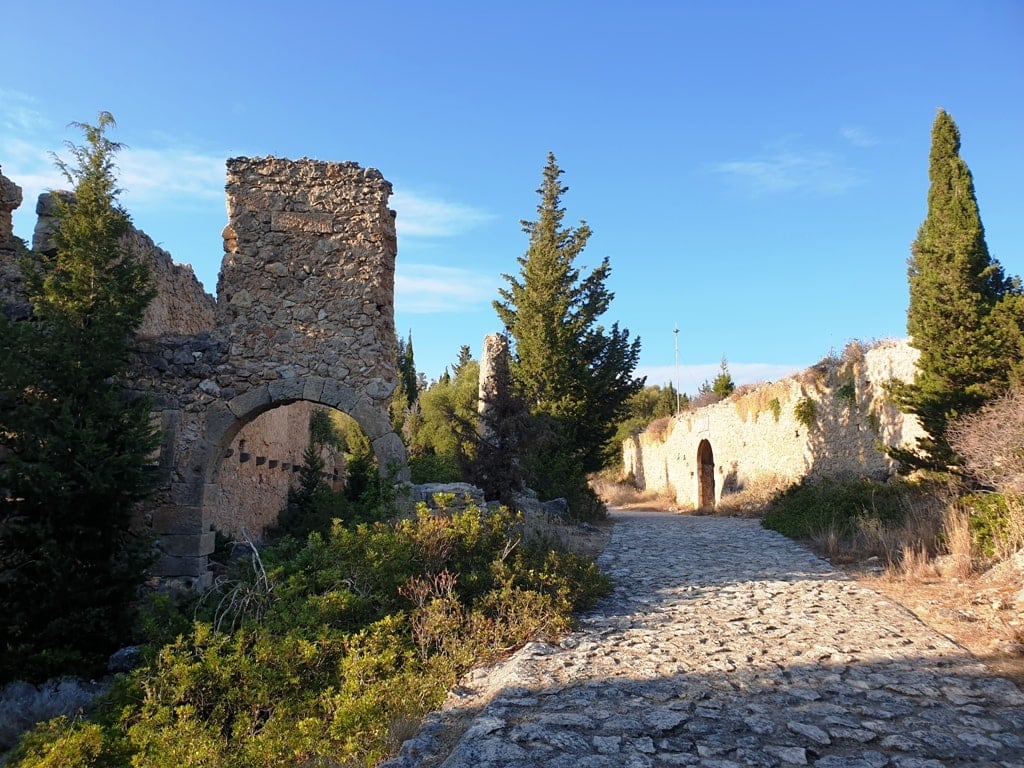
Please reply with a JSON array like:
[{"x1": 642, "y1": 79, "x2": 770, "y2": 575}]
[
  {"x1": 622, "y1": 339, "x2": 927, "y2": 509},
  {"x1": 30, "y1": 190, "x2": 216, "y2": 336},
  {"x1": 209, "y1": 400, "x2": 345, "y2": 540},
  {"x1": 3, "y1": 158, "x2": 406, "y2": 587},
  {"x1": 217, "y1": 157, "x2": 397, "y2": 394},
  {"x1": 0, "y1": 167, "x2": 26, "y2": 318}
]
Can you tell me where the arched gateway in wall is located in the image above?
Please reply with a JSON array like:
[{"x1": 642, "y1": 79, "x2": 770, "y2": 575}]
[
  {"x1": 697, "y1": 439, "x2": 715, "y2": 511},
  {"x1": 131, "y1": 157, "x2": 408, "y2": 588}
]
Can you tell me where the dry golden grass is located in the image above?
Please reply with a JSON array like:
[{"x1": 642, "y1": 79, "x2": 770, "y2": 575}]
[
  {"x1": 812, "y1": 493, "x2": 1024, "y2": 689},
  {"x1": 590, "y1": 473, "x2": 679, "y2": 511}
]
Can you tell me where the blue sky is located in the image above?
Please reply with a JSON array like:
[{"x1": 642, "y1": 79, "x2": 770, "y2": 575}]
[{"x1": 2, "y1": 1, "x2": 1022, "y2": 393}]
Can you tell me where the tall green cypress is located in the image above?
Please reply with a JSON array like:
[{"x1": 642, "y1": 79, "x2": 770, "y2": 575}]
[
  {"x1": 494, "y1": 153, "x2": 642, "y2": 506},
  {"x1": 0, "y1": 113, "x2": 158, "y2": 682},
  {"x1": 894, "y1": 109, "x2": 1024, "y2": 470}
]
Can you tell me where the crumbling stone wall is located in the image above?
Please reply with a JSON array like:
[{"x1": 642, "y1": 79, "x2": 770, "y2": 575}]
[
  {"x1": 622, "y1": 339, "x2": 927, "y2": 509},
  {"x1": 2, "y1": 158, "x2": 408, "y2": 587},
  {"x1": 30, "y1": 190, "x2": 216, "y2": 336},
  {"x1": 0, "y1": 167, "x2": 26, "y2": 318},
  {"x1": 210, "y1": 401, "x2": 345, "y2": 539}
]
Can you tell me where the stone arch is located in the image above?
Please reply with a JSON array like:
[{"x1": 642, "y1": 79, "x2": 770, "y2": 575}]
[
  {"x1": 198, "y1": 374, "x2": 406, "y2": 506},
  {"x1": 136, "y1": 157, "x2": 410, "y2": 587},
  {"x1": 697, "y1": 438, "x2": 715, "y2": 511}
]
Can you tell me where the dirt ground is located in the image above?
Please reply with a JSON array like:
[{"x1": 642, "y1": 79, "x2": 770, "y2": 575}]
[
  {"x1": 591, "y1": 504, "x2": 1024, "y2": 690},
  {"x1": 841, "y1": 558, "x2": 1024, "y2": 689}
]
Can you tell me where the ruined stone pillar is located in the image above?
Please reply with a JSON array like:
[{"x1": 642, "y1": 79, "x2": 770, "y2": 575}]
[
  {"x1": 478, "y1": 333, "x2": 510, "y2": 443},
  {"x1": 0, "y1": 168, "x2": 25, "y2": 315}
]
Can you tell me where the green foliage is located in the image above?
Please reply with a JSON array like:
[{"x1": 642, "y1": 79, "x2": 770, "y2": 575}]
[
  {"x1": 961, "y1": 492, "x2": 1022, "y2": 560},
  {"x1": 612, "y1": 384, "x2": 679, "y2": 448},
  {"x1": 711, "y1": 357, "x2": 735, "y2": 398},
  {"x1": 408, "y1": 451, "x2": 462, "y2": 484},
  {"x1": 768, "y1": 397, "x2": 782, "y2": 423},
  {"x1": 835, "y1": 381, "x2": 857, "y2": 409},
  {"x1": 493, "y1": 154, "x2": 643, "y2": 510},
  {"x1": 8, "y1": 505, "x2": 610, "y2": 767},
  {"x1": 793, "y1": 397, "x2": 817, "y2": 430},
  {"x1": 0, "y1": 113, "x2": 158, "y2": 683},
  {"x1": 411, "y1": 359, "x2": 480, "y2": 478},
  {"x1": 761, "y1": 478, "x2": 911, "y2": 539},
  {"x1": 892, "y1": 109, "x2": 1024, "y2": 470}
]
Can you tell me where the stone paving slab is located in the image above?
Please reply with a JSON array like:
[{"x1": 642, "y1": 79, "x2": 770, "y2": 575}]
[{"x1": 384, "y1": 510, "x2": 1024, "y2": 767}]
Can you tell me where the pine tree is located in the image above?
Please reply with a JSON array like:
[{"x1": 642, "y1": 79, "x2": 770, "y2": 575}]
[
  {"x1": 711, "y1": 357, "x2": 736, "y2": 398},
  {"x1": 0, "y1": 113, "x2": 158, "y2": 682},
  {"x1": 452, "y1": 344, "x2": 473, "y2": 376},
  {"x1": 494, "y1": 153, "x2": 643, "y2": 510},
  {"x1": 893, "y1": 109, "x2": 1024, "y2": 470}
]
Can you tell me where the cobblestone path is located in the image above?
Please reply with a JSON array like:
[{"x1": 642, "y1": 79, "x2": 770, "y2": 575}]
[{"x1": 385, "y1": 510, "x2": 1024, "y2": 768}]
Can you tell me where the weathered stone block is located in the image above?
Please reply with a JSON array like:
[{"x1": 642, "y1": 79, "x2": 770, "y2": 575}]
[
  {"x1": 268, "y1": 377, "x2": 305, "y2": 402},
  {"x1": 229, "y1": 385, "x2": 270, "y2": 418},
  {"x1": 322, "y1": 379, "x2": 359, "y2": 412},
  {"x1": 150, "y1": 554, "x2": 210, "y2": 578},
  {"x1": 303, "y1": 376, "x2": 326, "y2": 402},
  {"x1": 158, "y1": 531, "x2": 216, "y2": 558},
  {"x1": 151, "y1": 505, "x2": 212, "y2": 535}
]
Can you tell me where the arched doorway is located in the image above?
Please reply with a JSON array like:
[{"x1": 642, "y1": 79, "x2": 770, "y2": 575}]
[{"x1": 697, "y1": 439, "x2": 715, "y2": 511}]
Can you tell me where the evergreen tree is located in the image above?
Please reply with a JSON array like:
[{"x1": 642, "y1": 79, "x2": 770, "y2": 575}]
[
  {"x1": 494, "y1": 154, "x2": 643, "y2": 511},
  {"x1": 452, "y1": 344, "x2": 473, "y2": 376},
  {"x1": 711, "y1": 357, "x2": 735, "y2": 398},
  {"x1": 0, "y1": 113, "x2": 158, "y2": 682},
  {"x1": 893, "y1": 109, "x2": 1024, "y2": 470}
]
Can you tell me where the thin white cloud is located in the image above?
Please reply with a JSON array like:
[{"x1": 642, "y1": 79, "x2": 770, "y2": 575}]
[
  {"x1": 395, "y1": 264, "x2": 496, "y2": 313},
  {"x1": 840, "y1": 126, "x2": 879, "y2": 148},
  {"x1": 117, "y1": 147, "x2": 226, "y2": 206},
  {"x1": 390, "y1": 190, "x2": 493, "y2": 238},
  {"x1": 636, "y1": 362, "x2": 803, "y2": 394},
  {"x1": 711, "y1": 148, "x2": 863, "y2": 196},
  {"x1": 0, "y1": 89, "x2": 51, "y2": 134}
]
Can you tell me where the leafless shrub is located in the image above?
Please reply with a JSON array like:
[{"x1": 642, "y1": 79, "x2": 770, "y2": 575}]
[
  {"x1": 948, "y1": 387, "x2": 1024, "y2": 493},
  {"x1": 645, "y1": 416, "x2": 673, "y2": 442},
  {"x1": 0, "y1": 677, "x2": 104, "y2": 751}
]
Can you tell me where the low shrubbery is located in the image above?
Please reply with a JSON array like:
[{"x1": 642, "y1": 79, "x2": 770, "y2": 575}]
[
  {"x1": 6, "y1": 504, "x2": 610, "y2": 767},
  {"x1": 761, "y1": 477, "x2": 911, "y2": 540},
  {"x1": 762, "y1": 476, "x2": 1024, "y2": 578}
]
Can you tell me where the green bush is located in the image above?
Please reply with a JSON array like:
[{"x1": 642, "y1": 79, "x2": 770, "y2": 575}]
[
  {"x1": 761, "y1": 477, "x2": 910, "y2": 539},
  {"x1": 793, "y1": 397, "x2": 817, "y2": 431},
  {"x1": 7, "y1": 504, "x2": 611, "y2": 767},
  {"x1": 961, "y1": 492, "x2": 1023, "y2": 559},
  {"x1": 408, "y1": 451, "x2": 462, "y2": 484}
]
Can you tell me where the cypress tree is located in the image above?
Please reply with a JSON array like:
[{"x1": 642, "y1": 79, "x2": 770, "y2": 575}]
[
  {"x1": 894, "y1": 109, "x2": 1024, "y2": 470},
  {"x1": 0, "y1": 113, "x2": 158, "y2": 682},
  {"x1": 494, "y1": 153, "x2": 643, "y2": 510}
]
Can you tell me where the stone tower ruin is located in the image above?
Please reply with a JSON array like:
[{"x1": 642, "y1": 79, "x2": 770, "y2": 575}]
[{"x1": 1, "y1": 158, "x2": 409, "y2": 588}]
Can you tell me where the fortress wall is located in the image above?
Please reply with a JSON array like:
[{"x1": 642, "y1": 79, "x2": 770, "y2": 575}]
[{"x1": 623, "y1": 340, "x2": 927, "y2": 508}]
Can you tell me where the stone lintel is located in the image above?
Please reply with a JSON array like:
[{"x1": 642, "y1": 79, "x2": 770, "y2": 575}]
[
  {"x1": 322, "y1": 379, "x2": 359, "y2": 413},
  {"x1": 303, "y1": 376, "x2": 326, "y2": 402}
]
